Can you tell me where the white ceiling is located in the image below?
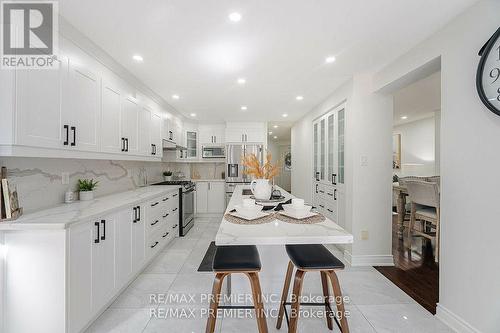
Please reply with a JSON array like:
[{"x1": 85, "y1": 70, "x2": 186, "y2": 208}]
[
  {"x1": 393, "y1": 71, "x2": 441, "y2": 126},
  {"x1": 59, "y1": 0, "x2": 476, "y2": 123}
]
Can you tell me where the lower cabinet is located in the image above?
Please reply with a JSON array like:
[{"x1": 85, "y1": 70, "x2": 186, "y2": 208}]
[
  {"x1": 313, "y1": 182, "x2": 339, "y2": 222},
  {"x1": 68, "y1": 192, "x2": 179, "y2": 333},
  {"x1": 196, "y1": 181, "x2": 225, "y2": 214}
]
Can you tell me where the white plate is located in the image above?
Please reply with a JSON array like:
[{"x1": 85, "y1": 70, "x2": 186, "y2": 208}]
[
  {"x1": 228, "y1": 210, "x2": 270, "y2": 221},
  {"x1": 279, "y1": 210, "x2": 317, "y2": 220}
]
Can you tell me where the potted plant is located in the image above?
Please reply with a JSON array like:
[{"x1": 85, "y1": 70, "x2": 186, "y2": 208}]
[
  {"x1": 163, "y1": 170, "x2": 173, "y2": 181},
  {"x1": 77, "y1": 179, "x2": 99, "y2": 201},
  {"x1": 242, "y1": 152, "x2": 280, "y2": 200}
]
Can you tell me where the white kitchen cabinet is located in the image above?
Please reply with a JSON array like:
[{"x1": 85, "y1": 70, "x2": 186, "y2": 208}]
[
  {"x1": 132, "y1": 204, "x2": 146, "y2": 271},
  {"x1": 100, "y1": 81, "x2": 122, "y2": 153},
  {"x1": 138, "y1": 106, "x2": 152, "y2": 156},
  {"x1": 207, "y1": 182, "x2": 225, "y2": 213},
  {"x1": 196, "y1": 181, "x2": 225, "y2": 214},
  {"x1": 15, "y1": 58, "x2": 66, "y2": 149},
  {"x1": 67, "y1": 60, "x2": 100, "y2": 152},
  {"x1": 68, "y1": 221, "x2": 93, "y2": 333},
  {"x1": 151, "y1": 112, "x2": 163, "y2": 158},
  {"x1": 312, "y1": 104, "x2": 345, "y2": 224},
  {"x1": 121, "y1": 96, "x2": 140, "y2": 154},
  {"x1": 196, "y1": 182, "x2": 209, "y2": 213},
  {"x1": 225, "y1": 122, "x2": 265, "y2": 143},
  {"x1": 115, "y1": 208, "x2": 133, "y2": 287},
  {"x1": 199, "y1": 124, "x2": 225, "y2": 144},
  {"x1": 91, "y1": 216, "x2": 116, "y2": 312}
]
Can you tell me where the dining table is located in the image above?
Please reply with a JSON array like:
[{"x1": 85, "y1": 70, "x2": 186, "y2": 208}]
[{"x1": 215, "y1": 184, "x2": 353, "y2": 296}]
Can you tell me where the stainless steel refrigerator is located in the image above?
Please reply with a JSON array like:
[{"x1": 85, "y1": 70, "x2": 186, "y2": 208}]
[{"x1": 225, "y1": 144, "x2": 264, "y2": 205}]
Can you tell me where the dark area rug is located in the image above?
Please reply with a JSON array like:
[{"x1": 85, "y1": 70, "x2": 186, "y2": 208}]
[{"x1": 197, "y1": 241, "x2": 217, "y2": 272}]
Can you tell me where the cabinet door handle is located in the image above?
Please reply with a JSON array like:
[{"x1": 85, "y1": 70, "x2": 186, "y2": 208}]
[
  {"x1": 94, "y1": 222, "x2": 100, "y2": 243},
  {"x1": 208, "y1": 182, "x2": 211, "y2": 190},
  {"x1": 150, "y1": 241, "x2": 159, "y2": 248},
  {"x1": 151, "y1": 202, "x2": 159, "y2": 207},
  {"x1": 63, "y1": 125, "x2": 69, "y2": 145},
  {"x1": 70, "y1": 126, "x2": 76, "y2": 146},
  {"x1": 151, "y1": 220, "x2": 159, "y2": 226},
  {"x1": 315, "y1": 172, "x2": 320, "y2": 181},
  {"x1": 137, "y1": 206, "x2": 141, "y2": 221},
  {"x1": 169, "y1": 131, "x2": 173, "y2": 140},
  {"x1": 133, "y1": 207, "x2": 137, "y2": 223},
  {"x1": 162, "y1": 213, "x2": 169, "y2": 218},
  {"x1": 315, "y1": 184, "x2": 319, "y2": 193},
  {"x1": 100, "y1": 219, "x2": 106, "y2": 240},
  {"x1": 332, "y1": 174, "x2": 337, "y2": 185},
  {"x1": 125, "y1": 138, "x2": 129, "y2": 152},
  {"x1": 334, "y1": 189, "x2": 337, "y2": 200},
  {"x1": 121, "y1": 138, "x2": 125, "y2": 152},
  {"x1": 162, "y1": 232, "x2": 169, "y2": 238}
]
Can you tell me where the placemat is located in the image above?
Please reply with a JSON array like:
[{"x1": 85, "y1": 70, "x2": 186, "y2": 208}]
[
  {"x1": 224, "y1": 212, "x2": 275, "y2": 225},
  {"x1": 275, "y1": 212, "x2": 326, "y2": 224}
]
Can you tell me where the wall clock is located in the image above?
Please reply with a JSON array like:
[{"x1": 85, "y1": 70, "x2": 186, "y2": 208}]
[{"x1": 477, "y1": 27, "x2": 500, "y2": 116}]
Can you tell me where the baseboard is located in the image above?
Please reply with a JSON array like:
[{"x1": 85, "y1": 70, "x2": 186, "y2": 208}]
[
  {"x1": 343, "y1": 250, "x2": 394, "y2": 266},
  {"x1": 436, "y1": 304, "x2": 480, "y2": 333}
]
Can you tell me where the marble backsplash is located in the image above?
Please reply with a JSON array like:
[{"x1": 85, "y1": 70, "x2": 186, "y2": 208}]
[
  {"x1": 190, "y1": 162, "x2": 225, "y2": 180},
  {"x1": 0, "y1": 157, "x2": 224, "y2": 213}
]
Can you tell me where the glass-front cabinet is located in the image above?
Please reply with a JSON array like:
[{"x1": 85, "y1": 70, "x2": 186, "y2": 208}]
[{"x1": 312, "y1": 104, "x2": 346, "y2": 223}]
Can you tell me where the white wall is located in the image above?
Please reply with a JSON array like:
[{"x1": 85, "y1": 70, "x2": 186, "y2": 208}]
[
  {"x1": 375, "y1": 1, "x2": 500, "y2": 331},
  {"x1": 393, "y1": 116, "x2": 437, "y2": 177}
]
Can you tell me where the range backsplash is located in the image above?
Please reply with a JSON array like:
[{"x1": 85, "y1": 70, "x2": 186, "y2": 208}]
[{"x1": 0, "y1": 157, "x2": 223, "y2": 213}]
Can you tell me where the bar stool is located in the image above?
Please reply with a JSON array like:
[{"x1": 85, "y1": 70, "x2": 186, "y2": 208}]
[
  {"x1": 205, "y1": 245, "x2": 268, "y2": 333},
  {"x1": 276, "y1": 244, "x2": 349, "y2": 333}
]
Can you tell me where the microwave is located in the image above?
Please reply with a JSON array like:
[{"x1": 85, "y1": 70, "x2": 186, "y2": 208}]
[{"x1": 202, "y1": 146, "x2": 226, "y2": 158}]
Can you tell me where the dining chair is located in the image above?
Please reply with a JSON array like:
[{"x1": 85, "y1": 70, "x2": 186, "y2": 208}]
[{"x1": 405, "y1": 180, "x2": 441, "y2": 262}]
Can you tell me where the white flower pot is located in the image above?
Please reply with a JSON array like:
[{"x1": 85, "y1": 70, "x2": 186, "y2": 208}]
[
  {"x1": 80, "y1": 190, "x2": 94, "y2": 201},
  {"x1": 164, "y1": 176, "x2": 172, "y2": 181},
  {"x1": 250, "y1": 179, "x2": 272, "y2": 200}
]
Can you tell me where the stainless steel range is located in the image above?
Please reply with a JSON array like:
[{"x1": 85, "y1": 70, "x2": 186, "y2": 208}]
[{"x1": 153, "y1": 180, "x2": 195, "y2": 236}]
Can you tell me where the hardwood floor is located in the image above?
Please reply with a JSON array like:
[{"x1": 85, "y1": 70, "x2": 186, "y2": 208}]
[{"x1": 374, "y1": 215, "x2": 439, "y2": 314}]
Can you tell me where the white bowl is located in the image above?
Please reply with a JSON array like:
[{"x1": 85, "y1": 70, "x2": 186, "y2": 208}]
[
  {"x1": 282, "y1": 204, "x2": 312, "y2": 218},
  {"x1": 234, "y1": 204, "x2": 263, "y2": 218}
]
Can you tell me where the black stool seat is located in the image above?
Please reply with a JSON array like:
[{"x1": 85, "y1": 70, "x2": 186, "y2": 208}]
[
  {"x1": 213, "y1": 245, "x2": 261, "y2": 271},
  {"x1": 285, "y1": 244, "x2": 344, "y2": 270}
]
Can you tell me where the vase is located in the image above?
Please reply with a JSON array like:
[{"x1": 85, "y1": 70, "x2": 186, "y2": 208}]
[
  {"x1": 80, "y1": 190, "x2": 94, "y2": 201},
  {"x1": 164, "y1": 176, "x2": 172, "y2": 181},
  {"x1": 250, "y1": 179, "x2": 272, "y2": 200}
]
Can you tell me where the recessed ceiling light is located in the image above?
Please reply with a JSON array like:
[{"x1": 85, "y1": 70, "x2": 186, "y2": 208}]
[
  {"x1": 282, "y1": 113, "x2": 288, "y2": 118},
  {"x1": 325, "y1": 56, "x2": 336, "y2": 64},
  {"x1": 172, "y1": 94, "x2": 180, "y2": 100},
  {"x1": 273, "y1": 136, "x2": 278, "y2": 139},
  {"x1": 401, "y1": 116, "x2": 408, "y2": 120},
  {"x1": 268, "y1": 131, "x2": 273, "y2": 135},
  {"x1": 273, "y1": 125, "x2": 278, "y2": 128},
  {"x1": 132, "y1": 55, "x2": 143, "y2": 62},
  {"x1": 190, "y1": 113, "x2": 196, "y2": 117},
  {"x1": 241, "y1": 106, "x2": 247, "y2": 110},
  {"x1": 229, "y1": 12, "x2": 242, "y2": 22},
  {"x1": 296, "y1": 95, "x2": 304, "y2": 101},
  {"x1": 237, "y1": 78, "x2": 246, "y2": 84}
]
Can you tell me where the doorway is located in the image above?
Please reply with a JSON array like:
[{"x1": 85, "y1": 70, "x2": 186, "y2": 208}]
[
  {"x1": 267, "y1": 122, "x2": 292, "y2": 192},
  {"x1": 375, "y1": 65, "x2": 441, "y2": 314}
]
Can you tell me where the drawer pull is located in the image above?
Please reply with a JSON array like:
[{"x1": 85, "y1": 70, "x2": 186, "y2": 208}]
[
  {"x1": 162, "y1": 197, "x2": 169, "y2": 201},
  {"x1": 172, "y1": 193, "x2": 178, "y2": 197},
  {"x1": 327, "y1": 192, "x2": 333, "y2": 197},
  {"x1": 173, "y1": 208, "x2": 178, "y2": 212},
  {"x1": 162, "y1": 232, "x2": 169, "y2": 238},
  {"x1": 151, "y1": 202, "x2": 159, "y2": 207},
  {"x1": 163, "y1": 213, "x2": 169, "y2": 218},
  {"x1": 151, "y1": 220, "x2": 159, "y2": 226},
  {"x1": 173, "y1": 224, "x2": 178, "y2": 229},
  {"x1": 150, "y1": 241, "x2": 159, "y2": 248},
  {"x1": 327, "y1": 208, "x2": 333, "y2": 213},
  {"x1": 319, "y1": 190, "x2": 325, "y2": 194},
  {"x1": 319, "y1": 204, "x2": 325, "y2": 208}
]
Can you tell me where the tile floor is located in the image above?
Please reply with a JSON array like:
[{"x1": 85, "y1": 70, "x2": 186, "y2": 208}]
[{"x1": 85, "y1": 216, "x2": 452, "y2": 333}]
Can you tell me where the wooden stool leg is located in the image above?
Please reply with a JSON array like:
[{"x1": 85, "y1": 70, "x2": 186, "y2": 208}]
[
  {"x1": 246, "y1": 272, "x2": 268, "y2": 333},
  {"x1": 320, "y1": 271, "x2": 333, "y2": 330},
  {"x1": 277, "y1": 261, "x2": 294, "y2": 329},
  {"x1": 327, "y1": 270, "x2": 349, "y2": 333},
  {"x1": 205, "y1": 272, "x2": 227, "y2": 333},
  {"x1": 289, "y1": 269, "x2": 306, "y2": 333}
]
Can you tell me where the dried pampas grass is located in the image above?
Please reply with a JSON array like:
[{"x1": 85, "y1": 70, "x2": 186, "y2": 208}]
[{"x1": 242, "y1": 151, "x2": 281, "y2": 179}]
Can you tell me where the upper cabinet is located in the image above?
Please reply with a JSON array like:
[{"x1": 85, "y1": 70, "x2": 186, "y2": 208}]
[
  {"x1": 199, "y1": 124, "x2": 225, "y2": 145},
  {"x1": 225, "y1": 122, "x2": 266, "y2": 144},
  {"x1": 0, "y1": 40, "x2": 165, "y2": 161}
]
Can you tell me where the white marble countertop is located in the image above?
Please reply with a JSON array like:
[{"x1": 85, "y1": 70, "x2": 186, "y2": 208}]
[
  {"x1": 191, "y1": 179, "x2": 225, "y2": 182},
  {"x1": 0, "y1": 185, "x2": 180, "y2": 231},
  {"x1": 215, "y1": 185, "x2": 354, "y2": 246}
]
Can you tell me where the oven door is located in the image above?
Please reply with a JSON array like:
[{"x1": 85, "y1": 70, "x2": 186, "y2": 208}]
[{"x1": 181, "y1": 187, "x2": 195, "y2": 235}]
